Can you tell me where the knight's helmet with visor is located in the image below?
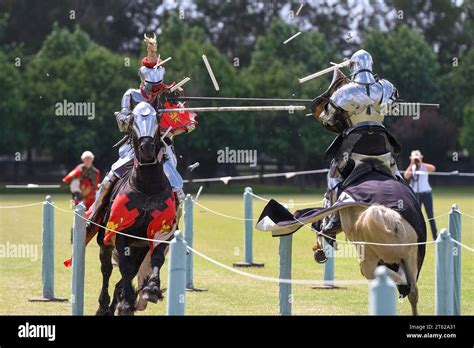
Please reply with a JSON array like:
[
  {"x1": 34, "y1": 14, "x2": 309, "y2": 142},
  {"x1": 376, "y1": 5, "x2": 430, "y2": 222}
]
[{"x1": 349, "y1": 49, "x2": 376, "y2": 84}]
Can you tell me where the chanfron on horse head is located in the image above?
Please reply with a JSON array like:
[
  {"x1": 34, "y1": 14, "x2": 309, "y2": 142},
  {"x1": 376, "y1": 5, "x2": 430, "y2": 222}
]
[{"x1": 96, "y1": 101, "x2": 177, "y2": 316}]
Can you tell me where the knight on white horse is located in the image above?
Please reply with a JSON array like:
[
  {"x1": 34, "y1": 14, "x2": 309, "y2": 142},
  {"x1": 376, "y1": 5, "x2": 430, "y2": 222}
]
[{"x1": 310, "y1": 49, "x2": 403, "y2": 260}]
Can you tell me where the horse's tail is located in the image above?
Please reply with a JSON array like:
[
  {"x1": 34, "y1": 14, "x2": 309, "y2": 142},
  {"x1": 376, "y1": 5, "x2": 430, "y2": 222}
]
[{"x1": 354, "y1": 205, "x2": 402, "y2": 236}]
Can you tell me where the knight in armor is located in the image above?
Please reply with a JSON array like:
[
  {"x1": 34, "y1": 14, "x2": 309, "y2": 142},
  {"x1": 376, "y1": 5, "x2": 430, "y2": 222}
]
[
  {"x1": 310, "y1": 49, "x2": 403, "y2": 261},
  {"x1": 86, "y1": 34, "x2": 197, "y2": 235}
]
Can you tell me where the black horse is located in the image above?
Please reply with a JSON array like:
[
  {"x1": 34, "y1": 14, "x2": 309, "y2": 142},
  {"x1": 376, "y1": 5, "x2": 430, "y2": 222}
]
[{"x1": 96, "y1": 102, "x2": 177, "y2": 316}]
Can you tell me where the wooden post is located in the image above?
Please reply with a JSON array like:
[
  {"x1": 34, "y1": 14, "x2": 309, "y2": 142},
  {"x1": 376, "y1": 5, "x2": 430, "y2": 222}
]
[
  {"x1": 436, "y1": 228, "x2": 454, "y2": 315},
  {"x1": 369, "y1": 266, "x2": 397, "y2": 315},
  {"x1": 167, "y1": 231, "x2": 187, "y2": 315},
  {"x1": 449, "y1": 204, "x2": 461, "y2": 315},
  {"x1": 71, "y1": 202, "x2": 86, "y2": 315},
  {"x1": 233, "y1": 187, "x2": 263, "y2": 267}
]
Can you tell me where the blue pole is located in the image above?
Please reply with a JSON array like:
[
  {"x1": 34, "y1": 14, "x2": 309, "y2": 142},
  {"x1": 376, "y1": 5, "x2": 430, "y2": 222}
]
[
  {"x1": 71, "y1": 202, "x2": 86, "y2": 315},
  {"x1": 244, "y1": 187, "x2": 253, "y2": 263},
  {"x1": 167, "y1": 231, "x2": 187, "y2": 315},
  {"x1": 184, "y1": 195, "x2": 194, "y2": 289},
  {"x1": 233, "y1": 187, "x2": 263, "y2": 267},
  {"x1": 436, "y1": 228, "x2": 454, "y2": 315},
  {"x1": 42, "y1": 195, "x2": 54, "y2": 299},
  {"x1": 369, "y1": 266, "x2": 397, "y2": 315},
  {"x1": 323, "y1": 239, "x2": 334, "y2": 287},
  {"x1": 449, "y1": 204, "x2": 461, "y2": 315},
  {"x1": 279, "y1": 234, "x2": 292, "y2": 316}
]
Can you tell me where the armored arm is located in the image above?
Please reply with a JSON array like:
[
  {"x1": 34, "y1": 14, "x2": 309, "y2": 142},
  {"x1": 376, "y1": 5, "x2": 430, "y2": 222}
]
[
  {"x1": 116, "y1": 89, "x2": 134, "y2": 133},
  {"x1": 378, "y1": 79, "x2": 399, "y2": 108}
]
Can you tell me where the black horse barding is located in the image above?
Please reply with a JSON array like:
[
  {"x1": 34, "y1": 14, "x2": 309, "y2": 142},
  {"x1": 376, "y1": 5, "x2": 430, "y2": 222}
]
[{"x1": 96, "y1": 102, "x2": 177, "y2": 316}]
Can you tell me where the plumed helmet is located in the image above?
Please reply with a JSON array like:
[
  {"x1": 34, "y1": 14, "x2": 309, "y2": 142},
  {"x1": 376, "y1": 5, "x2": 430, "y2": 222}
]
[{"x1": 349, "y1": 49, "x2": 376, "y2": 84}]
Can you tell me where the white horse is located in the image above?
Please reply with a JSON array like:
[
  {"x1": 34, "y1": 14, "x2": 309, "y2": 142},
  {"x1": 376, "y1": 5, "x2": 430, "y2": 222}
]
[{"x1": 339, "y1": 204, "x2": 421, "y2": 315}]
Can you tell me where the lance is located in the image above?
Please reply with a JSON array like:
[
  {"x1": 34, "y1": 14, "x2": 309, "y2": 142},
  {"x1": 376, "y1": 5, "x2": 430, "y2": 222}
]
[
  {"x1": 168, "y1": 96, "x2": 312, "y2": 103},
  {"x1": 159, "y1": 105, "x2": 306, "y2": 113},
  {"x1": 299, "y1": 60, "x2": 351, "y2": 83},
  {"x1": 168, "y1": 96, "x2": 439, "y2": 109}
]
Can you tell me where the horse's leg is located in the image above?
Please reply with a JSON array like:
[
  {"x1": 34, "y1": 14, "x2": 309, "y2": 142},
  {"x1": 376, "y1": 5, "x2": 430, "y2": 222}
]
[
  {"x1": 116, "y1": 236, "x2": 136, "y2": 316},
  {"x1": 96, "y1": 231, "x2": 114, "y2": 316},
  {"x1": 401, "y1": 249, "x2": 419, "y2": 315},
  {"x1": 109, "y1": 280, "x2": 122, "y2": 315},
  {"x1": 136, "y1": 251, "x2": 152, "y2": 311},
  {"x1": 142, "y1": 242, "x2": 169, "y2": 303}
]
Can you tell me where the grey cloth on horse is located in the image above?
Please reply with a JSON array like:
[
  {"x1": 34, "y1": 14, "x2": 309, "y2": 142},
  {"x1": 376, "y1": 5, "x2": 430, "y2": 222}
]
[
  {"x1": 256, "y1": 170, "x2": 426, "y2": 278},
  {"x1": 343, "y1": 170, "x2": 427, "y2": 278}
]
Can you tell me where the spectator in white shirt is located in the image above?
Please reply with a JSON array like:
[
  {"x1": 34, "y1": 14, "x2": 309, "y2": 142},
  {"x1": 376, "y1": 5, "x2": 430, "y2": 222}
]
[{"x1": 404, "y1": 150, "x2": 437, "y2": 239}]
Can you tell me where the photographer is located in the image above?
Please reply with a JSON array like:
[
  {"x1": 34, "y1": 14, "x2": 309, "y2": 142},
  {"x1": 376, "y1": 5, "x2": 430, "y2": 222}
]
[{"x1": 404, "y1": 150, "x2": 437, "y2": 239}]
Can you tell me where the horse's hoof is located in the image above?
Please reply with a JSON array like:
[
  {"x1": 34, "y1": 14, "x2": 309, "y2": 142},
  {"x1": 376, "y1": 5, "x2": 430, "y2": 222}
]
[
  {"x1": 117, "y1": 303, "x2": 135, "y2": 316},
  {"x1": 142, "y1": 277, "x2": 164, "y2": 303},
  {"x1": 95, "y1": 307, "x2": 113, "y2": 316},
  {"x1": 314, "y1": 249, "x2": 328, "y2": 264},
  {"x1": 142, "y1": 286, "x2": 163, "y2": 303}
]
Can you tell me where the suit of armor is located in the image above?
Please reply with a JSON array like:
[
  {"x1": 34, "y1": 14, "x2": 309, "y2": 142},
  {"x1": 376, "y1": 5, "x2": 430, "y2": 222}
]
[
  {"x1": 313, "y1": 49, "x2": 403, "y2": 252},
  {"x1": 86, "y1": 35, "x2": 187, "y2": 234}
]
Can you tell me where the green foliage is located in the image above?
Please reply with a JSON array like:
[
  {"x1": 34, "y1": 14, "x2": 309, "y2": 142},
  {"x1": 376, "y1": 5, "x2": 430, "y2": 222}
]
[
  {"x1": 1, "y1": 8, "x2": 473, "y2": 177},
  {"x1": 460, "y1": 102, "x2": 474, "y2": 156},
  {"x1": 0, "y1": 51, "x2": 25, "y2": 153},
  {"x1": 245, "y1": 19, "x2": 337, "y2": 168},
  {"x1": 363, "y1": 25, "x2": 440, "y2": 103}
]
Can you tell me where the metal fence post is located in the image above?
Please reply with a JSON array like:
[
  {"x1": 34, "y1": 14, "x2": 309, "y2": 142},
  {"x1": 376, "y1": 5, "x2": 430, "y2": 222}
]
[
  {"x1": 167, "y1": 230, "x2": 187, "y2": 315},
  {"x1": 436, "y1": 228, "x2": 454, "y2": 315},
  {"x1": 233, "y1": 187, "x2": 263, "y2": 267},
  {"x1": 279, "y1": 234, "x2": 293, "y2": 316},
  {"x1": 369, "y1": 266, "x2": 397, "y2": 315},
  {"x1": 449, "y1": 204, "x2": 461, "y2": 315},
  {"x1": 184, "y1": 194, "x2": 207, "y2": 292},
  {"x1": 42, "y1": 195, "x2": 54, "y2": 299},
  {"x1": 323, "y1": 239, "x2": 334, "y2": 287},
  {"x1": 71, "y1": 202, "x2": 86, "y2": 315}
]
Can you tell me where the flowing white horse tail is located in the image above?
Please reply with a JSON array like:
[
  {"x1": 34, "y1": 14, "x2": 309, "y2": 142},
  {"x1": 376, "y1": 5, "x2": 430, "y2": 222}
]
[{"x1": 354, "y1": 205, "x2": 402, "y2": 235}]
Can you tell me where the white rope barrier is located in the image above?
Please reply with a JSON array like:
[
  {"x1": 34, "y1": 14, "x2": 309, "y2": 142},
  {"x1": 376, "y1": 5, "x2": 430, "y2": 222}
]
[
  {"x1": 194, "y1": 201, "x2": 256, "y2": 221},
  {"x1": 1, "y1": 199, "x2": 472, "y2": 288},
  {"x1": 48, "y1": 202, "x2": 367, "y2": 285},
  {"x1": 186, "y1": 244, "x2": 368, "y2": 286},
  {"x1": 183, "y1": 168, "x2": 330, "y2": 184},
  {"x1": 181, "y1": 168, "x2": 474, "y2": 185},
  {"x1": 249, "y1": 191, "x2": 324, "y2": 206},
  {"x1": 0, "y1": 201, "x2": 44, "y2": 209}
]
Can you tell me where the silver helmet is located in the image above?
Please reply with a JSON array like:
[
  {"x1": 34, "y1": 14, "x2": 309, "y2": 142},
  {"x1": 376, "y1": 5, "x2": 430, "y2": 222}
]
[{"x1": 349, "y1": 49, "x2": 376, "y2": 84}]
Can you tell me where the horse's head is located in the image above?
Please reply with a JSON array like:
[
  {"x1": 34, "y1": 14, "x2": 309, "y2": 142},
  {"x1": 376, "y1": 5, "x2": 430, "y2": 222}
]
[{"x1": 130, "y1": 102, "x2": 162, "y2": 165}]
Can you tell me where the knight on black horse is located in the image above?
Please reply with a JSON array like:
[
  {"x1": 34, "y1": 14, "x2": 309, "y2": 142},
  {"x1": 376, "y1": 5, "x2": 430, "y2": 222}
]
[
  {"x1": 310, "y1": 49, "x2": 404, "y2": 261},
  {"x1": 77, "y1": 34, "x2": 197, "y2": 315}
]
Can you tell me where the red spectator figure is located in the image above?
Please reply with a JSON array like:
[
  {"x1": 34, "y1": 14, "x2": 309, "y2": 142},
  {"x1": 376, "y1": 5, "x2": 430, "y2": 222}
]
[{"x1": 62, "y1": 151, "x2": 101, "y2": 210}]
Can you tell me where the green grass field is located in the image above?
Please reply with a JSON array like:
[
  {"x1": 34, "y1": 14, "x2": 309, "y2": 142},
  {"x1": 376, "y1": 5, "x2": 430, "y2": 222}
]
[{"x1": 1, "y1": 187, "x2": 473, "y2": 315}]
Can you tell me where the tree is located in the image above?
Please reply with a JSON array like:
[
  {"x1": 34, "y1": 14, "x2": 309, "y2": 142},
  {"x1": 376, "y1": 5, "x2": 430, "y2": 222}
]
[
  {"x1": 460, "y1": 102, "x2": 474, "y2": 157},
  {"x1": 157, "y1": 15, "x2": 248, "y2": 177},
  {"x1": 363, "y1": 25, "x2": 440, "y2": 104},
  {"x1": 245, "y1": 18, "x2": 336, "y2": 171},
  {"x1": 0, "y1": 51, "x2": 24, "y2": 156},
  {"x1": 23, "y1": 25, "x2": 138, "y2": 170}
]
